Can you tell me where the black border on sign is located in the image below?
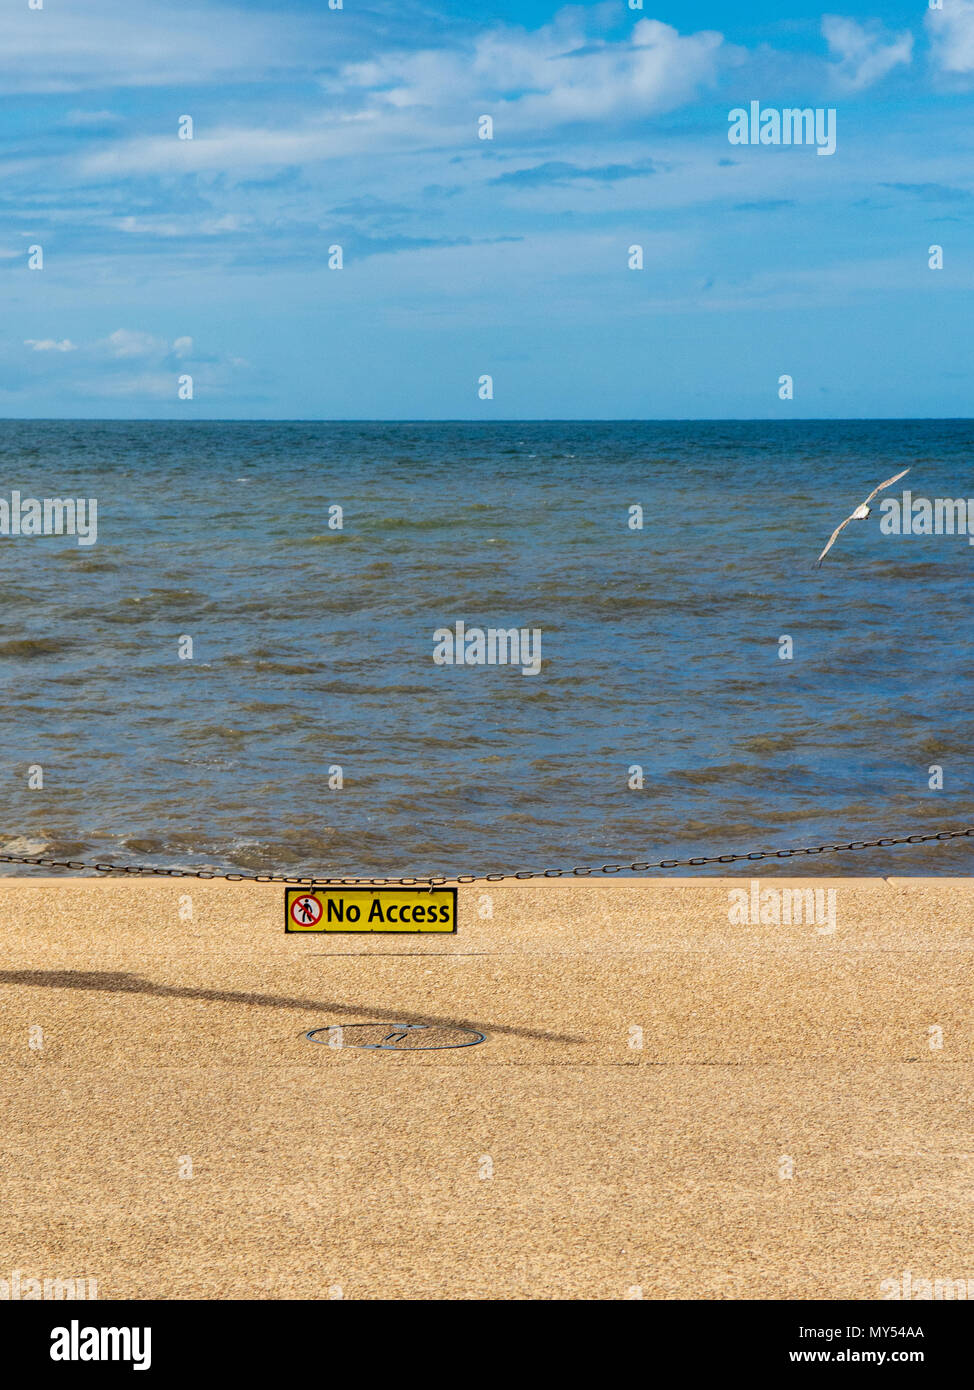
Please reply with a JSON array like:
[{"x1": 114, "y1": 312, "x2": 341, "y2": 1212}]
[{"x1": 284, "y1": 885, "x2": 459, "y2": 934}]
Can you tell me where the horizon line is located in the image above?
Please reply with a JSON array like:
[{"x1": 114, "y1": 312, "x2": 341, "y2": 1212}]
[{"x1": 0, "y1": 416, "x2": 971, "y2": 426}]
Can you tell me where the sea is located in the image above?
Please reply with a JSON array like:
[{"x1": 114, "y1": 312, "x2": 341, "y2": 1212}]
[{"x1": 0, "y1": 418, "x2": 971, "y2": 879}]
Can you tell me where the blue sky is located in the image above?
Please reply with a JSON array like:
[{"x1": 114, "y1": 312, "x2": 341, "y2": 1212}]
[{"x1": 3, "y1": 0, "x2": 972, "y2": 418}]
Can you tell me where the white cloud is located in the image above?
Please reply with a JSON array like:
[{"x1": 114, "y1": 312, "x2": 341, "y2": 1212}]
[
  {"x1": 16, "y1": 328, "x2": 239, "y2": 404},
  {"x1": 79, "y1": 13, "x2": 730, "y2": 178},
  {"x1": 926, "y1": 0, "x2": 974, "y2": 74},
  {"x1": 823, "y1": 15, "x2": 913, "y2": 90},
  {"x1": 340, "y1": 15, "x2": 728, "y2": 131},
  {"x1": 85, "y1": 371, "x2": 185, "y2": 400},
  {"x1": 115, "y1": 213, "x2": 250, "y2": 237},
  {"x1": 0, "y1": 0, "x2": 305, "y2": 94},
  {"x1": 64, "y1": 109, "x2": 121, "y2": 128},
  {"x1": 81, "y1": 124, "x2": 351, "y2": 178},
  {"x1": 25, "y1": 338, "x2": 77, "y2": 352},
  {"x1": 105, "y1": 328, "x2": 165, "y2": 359},
  {"x1": 96, "y1": 329, "x2": 194, "y2": 361}
]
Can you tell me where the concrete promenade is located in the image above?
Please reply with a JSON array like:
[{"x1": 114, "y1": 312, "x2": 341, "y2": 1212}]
[{"x1": 1, "y1": 876, "x2": 971, "y2": 1300}]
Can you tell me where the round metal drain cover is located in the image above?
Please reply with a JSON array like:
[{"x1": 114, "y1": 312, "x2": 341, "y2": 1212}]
[{"x1": 306, "y1": 1022, "x2": 486, "y2": 1051}]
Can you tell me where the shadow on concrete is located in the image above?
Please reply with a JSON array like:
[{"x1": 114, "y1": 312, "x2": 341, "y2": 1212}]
[{"x1": 0, "y1": 969, "x2": 584, "y2": 1044}]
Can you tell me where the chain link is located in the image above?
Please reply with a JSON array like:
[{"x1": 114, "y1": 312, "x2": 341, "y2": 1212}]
[{"x1": 0, "y1": 825, "x2": 971, "y2": 885}]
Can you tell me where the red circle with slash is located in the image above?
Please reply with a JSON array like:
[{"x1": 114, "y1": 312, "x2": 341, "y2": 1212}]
[{"x1": 290, "y1": 894, "x2": 323, "y2": 926}]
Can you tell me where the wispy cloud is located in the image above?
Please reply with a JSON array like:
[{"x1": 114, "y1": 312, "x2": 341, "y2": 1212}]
[
  {"x1": 102, "y1": 328, "x2": 184, "y2": 359},
  {"x1": 11, "y1": 324, "x2": 248, "y2": 405},
  {"x1": 333, "y1": 15, "x2": 730, "y2": 136},
  {"x1": 0, "y1": 0, "x2": 309, "y2": 93},
  {"x1": 74, "y1": 14, "x2": 731, "y2": 181},
  {"x1": 25, "y1": 338, "x2": 77, "y2": 353},
  {"x1": 64, "y1": 110, "x2": 122, "y2": 129},
  {"x1": 823, "y1": 15, "x2": 913, "y2": 91},
  {"x1": 927, "y1": 0, "x2": 974, "y2": 75}
]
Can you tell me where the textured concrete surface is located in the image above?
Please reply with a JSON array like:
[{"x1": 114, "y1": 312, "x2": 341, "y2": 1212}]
[{"x1": 0, "y1": 876, "x2": 971, "y2": 1300}]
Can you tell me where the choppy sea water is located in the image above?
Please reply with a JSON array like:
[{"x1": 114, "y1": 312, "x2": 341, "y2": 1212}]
[{"x1": 0, "y1": 418, "x2": 971, "y2": 878}]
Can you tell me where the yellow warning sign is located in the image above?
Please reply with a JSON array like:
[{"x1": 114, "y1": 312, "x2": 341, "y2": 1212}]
[{"x1": 285, "y1": 887, "x2": 457, "y2": 933}]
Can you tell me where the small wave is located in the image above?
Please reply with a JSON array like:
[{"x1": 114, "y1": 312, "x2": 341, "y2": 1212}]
[
  {"x1": 120, "y1": 836, "x2": 170, "y2": 854},
  {"x1": 874, "y1": 561, "x2": 949, "y2": 581},
  {"x1": 54, "y1": 555, "x2": 119, "y2": 572},
  {"x1": 737, "y1": 734, "x2": 805, "y2": 755},
  {"x1": 368, "y1": 516, "x2": 471, "y2": 531},
  {"x1": 187, "y1": 725, "x2": 253, "y2": 740},
  {"x1": 254, "y1": 660, "x2": 322, "y2": 675},
  {"x1": 0, "y1": 638, "x2": 66, "y2": 657},
  {"x1": 914, "y1": 735, "x2": 964, "y2": 758},
  {"x1": 674, "y1": 763, "x2": 798, "y2": 786},
  {"x1": 1, "y1": 836, "x2": 49, "y2": 854}
]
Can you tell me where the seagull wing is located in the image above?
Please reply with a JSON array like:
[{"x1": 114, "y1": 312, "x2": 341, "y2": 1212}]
[
  {"x1": 815, "y1": 513, "x2": 855, "y2": 567},
  {"x1": 862, "y1": 466, "x2": 910, "y2": 507}
]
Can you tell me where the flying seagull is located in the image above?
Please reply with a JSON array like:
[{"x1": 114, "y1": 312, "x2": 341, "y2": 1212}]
[{"x1": 814, "y1": 467, "x2": 911, "y2": 567}]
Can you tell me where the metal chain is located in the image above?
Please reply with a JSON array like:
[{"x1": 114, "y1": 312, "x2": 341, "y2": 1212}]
[{"x1": 0, "y1": 824, "x2": 972, "y2": 886}]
